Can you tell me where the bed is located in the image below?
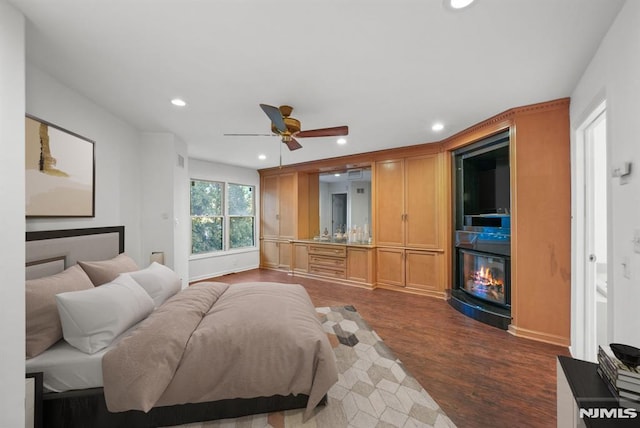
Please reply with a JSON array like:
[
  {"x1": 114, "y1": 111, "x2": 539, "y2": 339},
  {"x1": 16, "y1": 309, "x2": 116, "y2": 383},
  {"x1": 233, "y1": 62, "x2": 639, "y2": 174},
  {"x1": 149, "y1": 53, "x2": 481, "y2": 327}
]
[{"x1": 25, "y1": 226, "x2": 338, "y2": 428}]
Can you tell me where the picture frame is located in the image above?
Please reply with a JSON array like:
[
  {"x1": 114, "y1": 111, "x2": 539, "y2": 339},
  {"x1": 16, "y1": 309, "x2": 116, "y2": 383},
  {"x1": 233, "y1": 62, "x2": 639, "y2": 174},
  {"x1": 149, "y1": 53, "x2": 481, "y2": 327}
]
[{"x1": 25, "y1": 115, "x2": 95, "y2": 217}]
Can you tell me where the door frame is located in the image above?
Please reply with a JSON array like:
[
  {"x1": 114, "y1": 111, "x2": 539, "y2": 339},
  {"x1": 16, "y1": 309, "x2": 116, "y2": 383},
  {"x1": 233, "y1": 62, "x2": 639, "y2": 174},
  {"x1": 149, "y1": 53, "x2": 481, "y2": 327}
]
[{"x1": 572, "y1": 99, "x2": 608, "y2": 361}]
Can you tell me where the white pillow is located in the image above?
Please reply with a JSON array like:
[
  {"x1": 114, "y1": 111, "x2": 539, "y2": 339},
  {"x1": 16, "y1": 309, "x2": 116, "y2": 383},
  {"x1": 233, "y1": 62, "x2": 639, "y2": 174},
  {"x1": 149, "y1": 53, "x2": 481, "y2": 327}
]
[
  {"x1": 55, "y1": 274, "x2": 155, "y2": 354},
  {"x1": 126, "y1": 262, "x2": 182, "y2": 307}
]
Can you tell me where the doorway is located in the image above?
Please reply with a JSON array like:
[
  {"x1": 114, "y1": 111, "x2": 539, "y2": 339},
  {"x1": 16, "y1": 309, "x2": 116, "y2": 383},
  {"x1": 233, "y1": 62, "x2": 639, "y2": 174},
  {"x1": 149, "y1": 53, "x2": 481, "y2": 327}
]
[
  {"x1": 574, "y1": 101, "x2": 608, "y2": 362},
  {"x1": 332, "y1": 193, "x2": 347, "y2": 235}
]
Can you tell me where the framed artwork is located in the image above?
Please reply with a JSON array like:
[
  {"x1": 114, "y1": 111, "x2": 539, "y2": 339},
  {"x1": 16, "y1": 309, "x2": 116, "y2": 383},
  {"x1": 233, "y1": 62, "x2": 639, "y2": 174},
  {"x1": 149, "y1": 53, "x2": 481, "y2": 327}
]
[{"x1": 25, "y1": 115, "x2": 95, "y2": 217}]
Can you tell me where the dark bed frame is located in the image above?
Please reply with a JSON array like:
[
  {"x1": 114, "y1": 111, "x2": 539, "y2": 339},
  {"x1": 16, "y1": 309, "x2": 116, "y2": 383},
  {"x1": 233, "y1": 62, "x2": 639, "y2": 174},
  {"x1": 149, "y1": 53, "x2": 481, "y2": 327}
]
[{"x1": 26, "y1": 226, "x2": 321, "y2": 428}]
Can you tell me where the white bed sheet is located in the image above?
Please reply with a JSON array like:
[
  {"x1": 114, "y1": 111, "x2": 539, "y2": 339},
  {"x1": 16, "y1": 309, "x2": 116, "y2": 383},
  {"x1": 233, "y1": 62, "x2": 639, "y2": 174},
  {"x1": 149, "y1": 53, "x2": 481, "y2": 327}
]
[{"x1": 26, "y1": 326, "x2": 137, "y2": 393}]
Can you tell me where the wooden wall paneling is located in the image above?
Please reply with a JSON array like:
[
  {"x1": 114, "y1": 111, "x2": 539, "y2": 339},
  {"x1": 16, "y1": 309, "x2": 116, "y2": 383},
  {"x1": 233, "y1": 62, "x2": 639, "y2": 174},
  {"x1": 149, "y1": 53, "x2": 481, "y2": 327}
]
[
  {"x1": 508, "y1": 102, "x2": 571, "y2": 346},
  {"x1": 278, "y1": 241, "x2": 291, "y2": 270}
]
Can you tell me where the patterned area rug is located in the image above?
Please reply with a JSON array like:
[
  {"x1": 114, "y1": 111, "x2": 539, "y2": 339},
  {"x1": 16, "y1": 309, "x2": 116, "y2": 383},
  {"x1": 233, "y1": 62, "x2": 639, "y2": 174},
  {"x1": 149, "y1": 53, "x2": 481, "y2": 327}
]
[{"x1": 177, "y1": 305, "x2": 456, "y2": 428}]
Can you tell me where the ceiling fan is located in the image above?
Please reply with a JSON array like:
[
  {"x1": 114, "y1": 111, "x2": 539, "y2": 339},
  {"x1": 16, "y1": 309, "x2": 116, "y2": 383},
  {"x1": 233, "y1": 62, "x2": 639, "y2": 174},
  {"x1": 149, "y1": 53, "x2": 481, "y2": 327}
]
[{"x1": 224, "y1": 104, "x2": 348, "y2": 151}]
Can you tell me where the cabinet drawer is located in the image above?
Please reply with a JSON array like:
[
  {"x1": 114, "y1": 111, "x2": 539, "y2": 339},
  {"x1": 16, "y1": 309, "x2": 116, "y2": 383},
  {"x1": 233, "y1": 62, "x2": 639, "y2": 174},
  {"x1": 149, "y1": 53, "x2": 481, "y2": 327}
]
[
  {"x1": 308, "y1": 245, "x2": 346, "y2": 257},
  {"x1": 309, "y1": 255, "x2": 346, "y2": 268},
  {"x1": 309, "y1": 265, "x2": 346, "y2": 279}
]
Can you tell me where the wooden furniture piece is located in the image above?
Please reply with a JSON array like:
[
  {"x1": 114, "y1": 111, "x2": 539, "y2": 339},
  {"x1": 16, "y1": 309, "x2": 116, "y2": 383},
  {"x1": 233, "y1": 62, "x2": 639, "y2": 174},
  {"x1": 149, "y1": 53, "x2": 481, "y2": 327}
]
[
  {"x1": 557, "y1": 356, "x2": 638, "y2": 428},
  {"x1": 443, "y1": 98, "x2": 571, "y2": 346},
  {"x1": 308, "y1": 243, "x2": 346, "y2": 279},
  {"x1": 291, "y1": 240, "x2": 375, "y2": 288},
  {"x1": 260, "y1": 172, "x2": 316, "y2": 271},
  {"x1": 374, "y1": 152, "x2": 446, "y2": 298},
  {"x1": 259, "y1": 97, "x2": 571, "y2": 347}
]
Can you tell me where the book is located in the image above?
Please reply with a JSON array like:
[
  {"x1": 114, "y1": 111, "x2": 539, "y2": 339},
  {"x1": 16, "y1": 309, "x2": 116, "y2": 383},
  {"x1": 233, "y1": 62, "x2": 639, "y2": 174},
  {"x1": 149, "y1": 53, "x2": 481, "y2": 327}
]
[
  {"x1": 597, "y1": 367, "x2": 640, "y2": 410},
  {"x1": 600, "y1": 345, "x2": 640, "y2": 380},
  {"x1": 598, "y1": 346, "x2": 640, "y2": 395},
  {"x1": 598, "y1": 347, "x2": 640, "y2": 385}
]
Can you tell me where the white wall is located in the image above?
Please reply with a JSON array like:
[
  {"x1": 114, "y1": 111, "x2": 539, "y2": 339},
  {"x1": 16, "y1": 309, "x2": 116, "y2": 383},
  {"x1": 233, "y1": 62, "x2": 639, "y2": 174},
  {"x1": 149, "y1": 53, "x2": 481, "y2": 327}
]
[
  {"x1": 0, "y1": 3, "x2": 25, "y2": 426},
  {"x1": 173, "y1": 140, "x2": 190, "y2": 287},
  {"x1": 25, "y1": 65, "x2": 143, "y2": 264},
  {"x1": 570, "y1": 0, "x2": 640, "y2": 348},
  {"x1": 139, "y1": 132, "x2": 190, "y2": 286},
  {"x1": 188, "y1": 158, "x2": 260, "y2": 281}
]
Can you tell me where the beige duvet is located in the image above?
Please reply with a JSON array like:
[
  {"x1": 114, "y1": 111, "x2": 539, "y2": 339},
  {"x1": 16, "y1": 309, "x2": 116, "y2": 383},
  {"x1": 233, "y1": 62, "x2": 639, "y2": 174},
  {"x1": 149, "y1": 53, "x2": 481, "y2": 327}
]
[{"x1": 102, "y1": 282, "x2": 338, "y2": 419}]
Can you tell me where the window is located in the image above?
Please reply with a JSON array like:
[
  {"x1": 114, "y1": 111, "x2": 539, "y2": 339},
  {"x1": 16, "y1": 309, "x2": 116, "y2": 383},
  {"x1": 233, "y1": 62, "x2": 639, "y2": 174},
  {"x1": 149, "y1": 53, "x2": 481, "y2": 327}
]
[
  {"x1": 191, "y1": 180, "x2": 223, "y2": 254},
  {"x1": 228, "y1": 183, "x2": 255, "y2": 249},
  {"x1": 190, "y1": 179, "x2": 255, "y2": 254}
]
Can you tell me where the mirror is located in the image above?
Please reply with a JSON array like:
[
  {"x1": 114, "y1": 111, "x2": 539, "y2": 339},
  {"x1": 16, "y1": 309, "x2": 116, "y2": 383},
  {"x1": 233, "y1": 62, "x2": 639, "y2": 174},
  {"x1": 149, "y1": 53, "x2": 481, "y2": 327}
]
[{"x1": 318, "y1": 168, "x2": 371, "y2": 242}]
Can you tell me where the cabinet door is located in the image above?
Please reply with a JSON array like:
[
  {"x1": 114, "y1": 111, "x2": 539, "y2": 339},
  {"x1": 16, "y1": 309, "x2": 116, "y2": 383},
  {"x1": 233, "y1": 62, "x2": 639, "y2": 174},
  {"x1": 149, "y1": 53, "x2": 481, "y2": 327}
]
[
  {"x1": 376, "y1": 247, "x2": 405, "y2": 287},
  {"x1": 278, "y1": 173, "x2": 296, "y2": 239},
  {"x1": 278, "y1": 241, "x2": 291, "y2": 270},
  {"x1": 261, "y1": 239, "x2": 280, "y2": 268},
  {"x1": 292, "y1": 243, "x2": 309, "y2": 272},
  {"x1": 375, "y1": 160, "x2": 405, "y2": 246},
  {"x1": 405, "y1": 154, "x2": 440, "y2": 249},
  {"x1": 347, "y1": 247, "x2": 373, "y2": 284},
  {"x1": 405, "y1": 250, "x2": 441, "y2": 292},
  {"x1": 262, "y1": 175, "x2": 280, "y2": 239}
]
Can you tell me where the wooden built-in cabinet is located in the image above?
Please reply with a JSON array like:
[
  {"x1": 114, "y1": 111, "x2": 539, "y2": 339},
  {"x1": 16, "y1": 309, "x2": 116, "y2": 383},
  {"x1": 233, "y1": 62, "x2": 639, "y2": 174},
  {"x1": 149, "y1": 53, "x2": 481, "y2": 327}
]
[
  {"x1": 261, "y1": 239, "x2": 291, "y2": 270},
  {"x1": 259, "y1": 171, "x2": 317, "y2": 272},
  {"x1": 308, "y1": 244, "x2": 346, "y2": 279},
  {"x1": 374, "y1": 152, "x2": 446, "y2": 298},
  {"x1": 347, "y1": 247, "x2": 374, "y2": 285},
  {"x1": 259, "y1": 98, "x2": 571, "y2": 347},
  {"x1": 289, "y1": 241, "x2": 375, "y2": 288},
  {"x1": 375, "y1": 154, "x2": 441, "y2": 249}
]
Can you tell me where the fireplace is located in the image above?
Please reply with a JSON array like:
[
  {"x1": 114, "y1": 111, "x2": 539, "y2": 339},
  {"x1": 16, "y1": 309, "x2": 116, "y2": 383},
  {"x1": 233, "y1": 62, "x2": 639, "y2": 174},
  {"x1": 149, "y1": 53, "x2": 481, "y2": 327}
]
[
  {"x1": 449, "y1": 130, "x2": 512, "y2": 330},
  {"x1": 459, "y1": 249, "x2": 510, "y2": 308}
]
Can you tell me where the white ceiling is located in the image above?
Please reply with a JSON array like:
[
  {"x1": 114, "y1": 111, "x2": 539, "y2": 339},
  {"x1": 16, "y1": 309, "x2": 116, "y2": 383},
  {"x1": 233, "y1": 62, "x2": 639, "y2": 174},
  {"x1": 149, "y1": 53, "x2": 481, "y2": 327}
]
[{"x1": 11, "y1": 0, "x2": 625, "y2": 170}]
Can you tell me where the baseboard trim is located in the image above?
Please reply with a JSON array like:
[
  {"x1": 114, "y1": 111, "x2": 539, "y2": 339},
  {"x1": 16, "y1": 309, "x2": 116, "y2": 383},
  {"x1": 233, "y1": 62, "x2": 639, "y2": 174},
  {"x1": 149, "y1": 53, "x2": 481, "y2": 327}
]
[{"x1": 508, "y1": 324, "x2": 570, "y2": 347}]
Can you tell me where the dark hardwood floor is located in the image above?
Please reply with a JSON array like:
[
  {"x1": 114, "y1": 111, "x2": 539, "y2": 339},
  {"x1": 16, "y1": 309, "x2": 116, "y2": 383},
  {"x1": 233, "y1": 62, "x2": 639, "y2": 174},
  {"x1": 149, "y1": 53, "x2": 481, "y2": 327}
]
[{"x1": 201, "y1": 269, "x2": 570, "y2": 428}]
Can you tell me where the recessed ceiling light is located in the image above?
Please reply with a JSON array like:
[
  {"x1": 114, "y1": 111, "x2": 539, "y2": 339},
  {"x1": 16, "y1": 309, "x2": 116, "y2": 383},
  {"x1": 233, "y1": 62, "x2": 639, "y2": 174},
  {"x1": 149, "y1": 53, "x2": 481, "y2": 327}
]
[
  {"x1": 258, "y1": 154, "x2": 266, "y2": 160},
  {"x1": 337, "y1": 138, "x2": 347, "y2": 145},
  {"x1": 171, "y1": 98, "x2": 187, "y2": 107},
  {"x1": 334, "y1": 173, "x2": 341, "y2": 177},
  {"x1": 432, "y1": 122, "x2": 445, "y2": 132},
  {"x1": 444, "y1": 0, "x2": 475, "y2": 10}
]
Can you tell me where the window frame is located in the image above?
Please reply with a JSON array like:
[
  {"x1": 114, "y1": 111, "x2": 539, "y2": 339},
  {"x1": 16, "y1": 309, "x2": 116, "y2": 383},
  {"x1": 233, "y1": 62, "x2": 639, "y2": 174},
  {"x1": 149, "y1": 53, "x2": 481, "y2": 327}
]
[
  {"x1": 226, "y1": 182, "x2": 256, "y2": 251},
  {"x1": 190, "y1": 178, "x2": 257, "y2": 257}
]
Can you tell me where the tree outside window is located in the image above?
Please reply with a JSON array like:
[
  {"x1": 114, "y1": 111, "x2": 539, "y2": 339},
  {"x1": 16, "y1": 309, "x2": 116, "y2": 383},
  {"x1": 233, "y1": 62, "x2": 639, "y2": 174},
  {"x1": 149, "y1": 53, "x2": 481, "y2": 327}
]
[
  {"x1": 190, "y1": 180, "x2": 255, "y2": 254},
  {"x1": 228, "y1": 183, "x2": 255, "y2": 249},
  {"x1": 191, "y1": 180, "x2": 223, "y2": 254}
]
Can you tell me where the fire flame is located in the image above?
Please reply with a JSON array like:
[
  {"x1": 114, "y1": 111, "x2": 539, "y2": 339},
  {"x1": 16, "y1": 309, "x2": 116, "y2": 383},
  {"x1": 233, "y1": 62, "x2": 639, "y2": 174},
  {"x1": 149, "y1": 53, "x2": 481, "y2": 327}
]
[{"x1": 472, "y1": 266, "x2": 503, "y2": 288}]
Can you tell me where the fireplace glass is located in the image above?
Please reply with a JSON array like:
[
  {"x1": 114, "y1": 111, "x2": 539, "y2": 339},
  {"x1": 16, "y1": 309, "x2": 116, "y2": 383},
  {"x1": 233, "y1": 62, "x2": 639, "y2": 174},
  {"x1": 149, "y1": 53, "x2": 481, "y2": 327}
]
[{"x1": 460, "y1": 249, "x2": 508, "y2": 306}]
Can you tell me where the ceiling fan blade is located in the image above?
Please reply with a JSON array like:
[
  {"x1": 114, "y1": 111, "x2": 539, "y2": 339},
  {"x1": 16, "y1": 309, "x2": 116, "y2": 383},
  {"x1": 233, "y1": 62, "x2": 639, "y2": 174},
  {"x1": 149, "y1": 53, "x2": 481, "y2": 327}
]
[
  {"x1": 223, "y1": 133, "x2": 274, "y2": 137},
  {"x1": 259, "y1": 104, "x2": 287, "y2": 133},
  {"x1": 295, "y1": 126, "x2": 349, "y2": 138},
  {"x1": 283, "y1": 137, "x2": 303, "y2": 151}
]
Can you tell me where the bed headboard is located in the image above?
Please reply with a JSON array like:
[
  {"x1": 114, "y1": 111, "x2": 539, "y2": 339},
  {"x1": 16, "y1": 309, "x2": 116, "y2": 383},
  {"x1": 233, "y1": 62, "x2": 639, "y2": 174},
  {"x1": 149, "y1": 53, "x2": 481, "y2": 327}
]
[{"x1": 26, "y1": 226, "x2": 124, "y2": 280}]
